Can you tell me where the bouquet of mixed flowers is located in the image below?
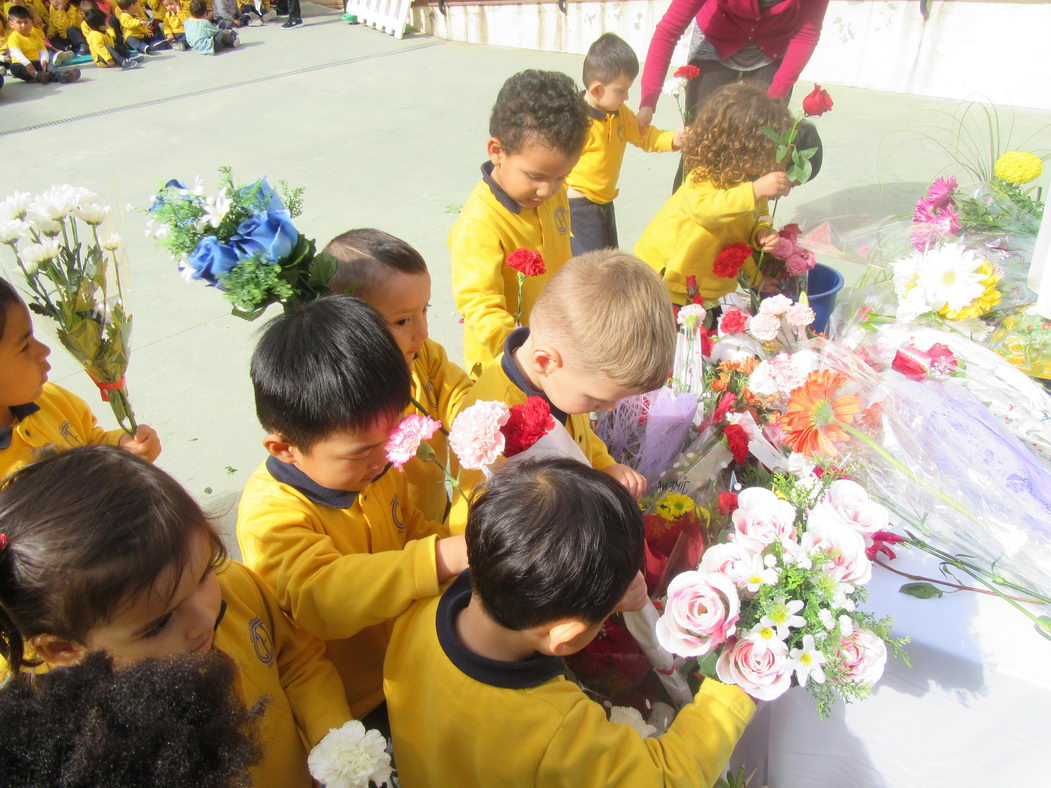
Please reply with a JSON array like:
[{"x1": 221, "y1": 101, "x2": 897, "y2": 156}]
[
  {"x1": 148, "y1": 167, "x2": 338, "y2": 319},
  {"x1": 1, "y1": 185, "x2": 140, "y2": 434}
]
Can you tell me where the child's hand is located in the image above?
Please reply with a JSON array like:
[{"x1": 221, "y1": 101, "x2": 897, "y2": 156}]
[
  {"x1": 757, "y1": 228, "x2": 780, "y2": 252},
  {"x1": 636, "y1": 106, "x2": 654, "y2": 132},
  {"x1": 119, "y1": 425, "x2": 162, "y2": 462},
  {"x1": 672, "y1": 128, "x2": 685, "y2": 150},
  {"x1": 435, "y1": 534, "x2": 468, "y2": 582},
  {"x1": 752, "y1": 172, "x2": 792, "y2": 201},
  {"x1": 613, "y1": 571, "x2": 648, "y2": 613},
  {"x1": 602, "y1": 463, "x2": 647, "y2": 498}
]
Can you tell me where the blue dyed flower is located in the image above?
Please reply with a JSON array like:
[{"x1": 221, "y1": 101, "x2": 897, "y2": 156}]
[
  {"x1": 187, "y1": 236, "x2": 241, "y2": 287},
  {"x1": 230, "y1": 210, "x2": 299, "y2": 263},
  {"x1": 238, "y1": 178, "x2": 285, "y2": 214},
  {"x1": 149, "y1": 179, "x2": 188, "y2": 213}
]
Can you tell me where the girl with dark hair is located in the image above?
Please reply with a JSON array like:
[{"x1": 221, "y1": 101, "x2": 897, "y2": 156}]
[{"x1": 0, "y1": 445, "x2": 354, "y2": 787}]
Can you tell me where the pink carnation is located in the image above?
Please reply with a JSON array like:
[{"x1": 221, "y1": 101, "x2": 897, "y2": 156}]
[
  {"x1": 748, "y1": 312, "x2": 781, "y2": 342},
  {"x1": 784, "y1": 249, "x2": 816, "y2": 276},
  {"x1": 448, "y1": 401, "x2": 511, "y2": 470},
  {"x1": 385, "y1": 414, "x2": 442, "y2": 470},
  {"x1": 925, "y1": 175, "x2": 958, "y2": 210},
  {"x1": 655, "y1": 570, "x2": 740, "y2": 656},
  {"x1": 766, "y1": 352, "x2": 806, "y2": 393},
  {"x1": 716, "y1": 636, "x2": 793, "y2": 701},
  {"x1": 784, "y1": 302, "x2": 816, "y2": 327},
  {"x1": 759, "y1": 294, "x2": 793, "y2": 316}
]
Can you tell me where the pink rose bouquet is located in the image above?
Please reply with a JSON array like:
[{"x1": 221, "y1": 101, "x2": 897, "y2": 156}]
[{"x1": 655, "y1": 570, "x2": 741, "y2": 656}]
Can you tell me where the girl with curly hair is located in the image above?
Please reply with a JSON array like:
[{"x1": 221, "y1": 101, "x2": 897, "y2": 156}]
[
  {"x1": 0, "y1": 446, "x2": 354, "y2": 788},
  {"x1": 635, "y1": 82, "x2": 793, "y2": 306}
]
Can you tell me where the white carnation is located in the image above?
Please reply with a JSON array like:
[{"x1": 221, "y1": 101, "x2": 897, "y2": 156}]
[
  {"x1": 307, "y1": 720, "x2": 392, "y2": 788},
  {"x1": 609, "y1": 705, "x2": 658, "y2": 738}
]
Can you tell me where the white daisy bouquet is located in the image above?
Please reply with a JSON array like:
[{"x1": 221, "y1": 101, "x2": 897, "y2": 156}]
[{"x1": 0, "y1": 186, "x2": 140, "y2": 434}]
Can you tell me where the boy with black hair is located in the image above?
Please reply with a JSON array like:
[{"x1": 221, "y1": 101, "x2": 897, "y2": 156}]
[
  {"x1": 385, "y1": 458, "x2": 754, "y2": 786},
  {"x1": 83, "y1": 6, "x2": 141, "y2": 67},
  {"x1": 183, "y1": 0, "x2": 235, "y2": 53},
  {"x1": 5, "y1": 6, "x2": 81, "y2": 82},
  {"x1": 114, "y1": 0, "x2": 167, "y2": 54},
  {"x1": 236, "y1": 295, "x2": 468, "y2": 720},
  {"x1": 567, "y1": 32, "x2": 682, "y2": 255},
  {"x1": 47, "y1": 0, "x2": 89, "y2": 57},
  {"x1": 450, "y1": 68, "x2": 590, "y2": 378}
]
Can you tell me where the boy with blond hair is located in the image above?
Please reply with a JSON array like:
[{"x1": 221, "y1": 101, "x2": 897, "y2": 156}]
[
  {"x1": 385, "y1": 458, "x2": 755, "y2": 787},
  {"x1": 449, "y1": 249, "x2": 675, "y2": 531},
  {"x1": 567, "y1": 33, "x2": 682, "y2": 255},
  {"x1": 236, "y1": 296, "x2": 468, "y2": 721},
  {"x1": 450, "y1": 69, "x2": 590, "y2": 378}
]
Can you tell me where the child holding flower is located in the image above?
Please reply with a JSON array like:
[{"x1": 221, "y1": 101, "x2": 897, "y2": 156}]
[
  {"x1": 0, "y1": 278, "x2": 159, "y2": 479},
  {"x1": 322, "y1": 228, "x2": 473, "y2": 524},
  {"x1": 635, "y1": 82, "x2": 793, "y2": 306},
  {"x1": 236, "y1": 296, "x2": 468, "y2": 722}
]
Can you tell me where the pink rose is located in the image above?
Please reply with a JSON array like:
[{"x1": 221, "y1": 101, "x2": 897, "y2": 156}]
[
  {"x1": 784, "y1": 249, "x2": 816, "y2": 276},
  {"x1": 779, "y1": 223, "x2": 802, "y2": 242},
  {"x1": 655, "y1": 570, "x2": 740, "y2": 656},
  {"x1": 448, "y1": 400, "x2": 511, "y2": 470},
  {"x1": 771, "y1": 236, "x2": 796, "y2": 259},
  {"x1": 385, "y1": 414, "x2": 442, "y2": 470},
  {"x1": 731, "y1": 487, "x2": 797, "y2": 552},
  {"x1": 805, "y1": 515, "x2": 873, "y2": 585},
  {"x1": 837, "y1": 627, "x2": 887, "y2": 686},
  {"x1": 784, "y1": 302, "x2": 816, "y2": 327},
  {"x1": 699, "y1": 542, "x2": 755, "y2": 589},
  {"x1": 808, "y1": 480, "x2": 889, "y2": 541},
  {"x1": 748, "y1": 312, "x2": 781, "y2": 342},
  {"x1": 716, "y1": 636, "x2": 793, "y2": 701}
]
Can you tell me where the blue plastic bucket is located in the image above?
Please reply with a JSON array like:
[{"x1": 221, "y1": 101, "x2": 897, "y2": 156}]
[{"x1": 806, "y1": 263, "x2": 844, "y2": 334}]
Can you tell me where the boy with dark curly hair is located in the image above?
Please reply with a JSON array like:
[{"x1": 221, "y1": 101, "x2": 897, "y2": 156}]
[{"x1": 449, "y1": 69, "x2": 590, "y2": 377}]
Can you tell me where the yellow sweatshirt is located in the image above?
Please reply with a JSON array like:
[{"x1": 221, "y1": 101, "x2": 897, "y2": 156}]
[
  {"x1": 567, "y1": 104, "x2": 677, "y2": 205},
  {"x1": 449, "y1": 162, "x2": 573, "y2": 378},
  {"x1": 46, "y1": 6, "x2": 82, "y2": 37},
  {"x1": 635, "y1": 178, "x2": 770, "y2": 305},
  {"x1": 446, "y1": 327, "x2": 616, "y2": 535},
  {"x1": 213, "y1": 561, "x2": 352, "y2": 788},
  {"x1": 4, "y1": 0, "x2": 48, "y2": 24},
  {"x1": 403, "y1": 337, "x2": 473, "y2": 524},
  {"x1": 5, "y1": 27, "x2": 46, "y2": 62},
  {"x1": 385, "y1": 572, "x2": 755, "y2": 787},
  {"x1": 85, "y1": 26, "x2": 117, "y2": 65},
  {"x1": 0, "y1": 383, "x2": 123, "y2": 480},
  {"x1": 162, "y1": 8, "x2": 187, "y2": 36},
  {"x1": 236, "y1": 457, "x2": 447, "y2": 718},
  {"x1": 118, "y1": 9, "x2": 150, "y2": 39}
]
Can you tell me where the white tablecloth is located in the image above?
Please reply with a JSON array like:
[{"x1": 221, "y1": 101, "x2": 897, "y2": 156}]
[{"x1": 729, "y1": 550, "x2": 1051, "y2": 786}]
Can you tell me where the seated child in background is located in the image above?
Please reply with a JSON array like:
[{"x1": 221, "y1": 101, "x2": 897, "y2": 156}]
[
  {"x1": 0, "y1": 280, "x2": 158, "y2": 479},
  {"x1": 237, "y1": 0, "x2": 267, "y2": 26},
  {"x1": 211, "y1": 0, "x2": 246, "y2": 27},
  {"x1": 0, "y1": 446, "x2": 354, "y2": 788},
  {"x1": 449, "y1": 249, "x2": 674, "y2": 532},
  {"x1": 46, "y1": 0, "x2": 88, "y2": 56},
  {"x1": 566, "y1": 33, "x2": 682, "y2": 256},
  {"x1": 0, "y1": 651, "x2": 264, "y2": 786},
  {"x1": 634, "y1": 82, "x2": 793, "y2": 307},
  {"x1": 4, "y1": 6, "x2": 80, "y2": 82},
  {"x1": 183, "y1": 0, "x2": 235, "y2": 53},
  {"x1": 236, "y1": 296, "x2": 468, "y2": 722},
  {"x1": 449, "y1": 69, "x2": 590, "y2": 378},
  {"x1": 3, "y1": 0, "x2": 45, "y2": 27},
  {"x1": 160, "y1": 0, "x2": 187, "y2": 48},
  {"x1": 323, "y1": 228, "x2": 473, "y2": 525},
  {"x1": 384, "y1": 458, "x2": 755, "y2": 787},
  {"x1": 115, "y1": 0, "x2": 166, "y2": 53},
  {"x1": 83, "y1": 6, "x2": 140, "y2": 67}
]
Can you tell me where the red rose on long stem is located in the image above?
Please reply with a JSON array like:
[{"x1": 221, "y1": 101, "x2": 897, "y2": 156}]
[
  {"x1": 674, "y1": 64, "x2": 701, "y2": 81},
  {"x1": 801, "y1": 85, "x2": 834, "y2": 117},
  {"x1": 505, "y1": 248, "x2": 546, "y2": 277},
  {"x1": 723, "y1": 423, "x2": 750, "y2": 464},
  {"x1": 712, "y1": 243, "x2": 753, "y2": 278},
  {"x1": 501, "y1": 396, "x2": 555, "y2": 457}
]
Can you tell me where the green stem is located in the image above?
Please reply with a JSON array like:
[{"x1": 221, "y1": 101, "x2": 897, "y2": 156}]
[
  {"x1": 409, "y1": 396, "x2": 449, "y2": 437},
  {"x1": 874, "y1": 558, "x2": 1045, "y2": 603},
  {"x1": 513, "y1": 272, "x2": 525, "y2": 327}
]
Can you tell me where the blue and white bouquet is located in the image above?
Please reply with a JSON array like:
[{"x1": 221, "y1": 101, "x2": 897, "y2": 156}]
[{"x1": 148, "y1": 167, "x2": 337, "y2": 319}]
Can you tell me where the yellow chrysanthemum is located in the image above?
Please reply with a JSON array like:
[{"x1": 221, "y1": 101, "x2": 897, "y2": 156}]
[
  {"x1": 994, "y1": 151, "x2": 1043, "y2": 185},
  {"x1": 654, "y1": 492, "x2": 696, "y2": 521},
  {"x1": 939, "y1": 261, "x2": 1001, "y2": 320}
]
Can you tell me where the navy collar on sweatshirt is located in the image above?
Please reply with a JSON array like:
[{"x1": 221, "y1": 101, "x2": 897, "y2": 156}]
[
  {"x1": 501, "y1": 327, "x2": 568, "y2": 425},
  {"x1": 0, "y1": 403, "x2": 40, "y2": 451},
  {"x1": 265, "y1": 455, "x2": 359, "y2": 509},
  {"x1": 436, "y1": 571, "x2": 567, "y2": 690},
  {"x1": 584, "y1": 102, "x2": 613, "y2": 122},
  {"x1": 481, "y1": 161, "x2": 522, "y2": 215}
]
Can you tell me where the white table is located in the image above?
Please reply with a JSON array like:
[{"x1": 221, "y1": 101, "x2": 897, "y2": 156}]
[{"x1": 729, "y1": 549, "x2": 1051, "y2": 786}]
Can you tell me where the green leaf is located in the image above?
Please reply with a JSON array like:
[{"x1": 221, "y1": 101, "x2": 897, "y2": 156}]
[
  {"x1": 899, "y1": 582, "x2": 944, "y2": 599},
  {"x1": 796, "y1": 146, "x2": 819, "y2": 162},
  {"x1": 1035, "y1": 616, "x2": 1051, "y2": 641},
  {"x1": 203, "y1": 487, "x2": 213, "y2": 495},
  {"x1": 695, "y1": 650, "x2": 720, "y2": 678},
  {"x1": 760, "y1": 125, "x2": 782, "y2": 145},
  {"x1": 776, "y1": 144, "x2": 789, "y2": 163}
]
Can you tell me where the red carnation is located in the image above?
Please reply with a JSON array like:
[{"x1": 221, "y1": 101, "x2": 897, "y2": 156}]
[
  {"x1": 674, "y1": 64, "x2": 701, "y2": 80},
  {"x1": 501, "y1": 396, "x2": 555, "y2": 457},
  {"x1": 866, "y1": 530, "x2": 906, "y2": 561},
  {"x1": 718, "y1": 307, "x2": 749, "y2": 335},
  {"x1": 718, "y1": 492, "x2": 739, "y2": 516},
  {"x1": 723, "y1": 423, "x2": 749, "y2": 465},
  {"x1": 505, "y1": 248, "x2": 546, "y2": 277},
  {"x1": 712, "y1": 391, "x2": 736, "y2": 424},
  {"x1": 802, "y1": 84, "x2": 834, "y2": 117},
  {"x1": 712, "y1": 243, "x2": 753, "y2": 278},
  {"x1": 699, "y1": 326, "x2": 713, "y2": 357}
]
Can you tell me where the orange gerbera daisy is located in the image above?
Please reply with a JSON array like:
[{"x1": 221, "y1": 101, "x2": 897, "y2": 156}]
[{"x1": 783, "y1": 370, "x2": 862, "y2": 457}]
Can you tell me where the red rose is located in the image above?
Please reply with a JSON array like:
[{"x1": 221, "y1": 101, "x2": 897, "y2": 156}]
[
  {"x1": 712, "y1": 243, "x2": 753, "y2": 278},
  {"x1": 718, "y1": 307, "x2": 748, "y2": 334},
  {"x1": 505, "y1": 248, "x2": 546, "y2": 277},
  {"x1": 718, "y1": 492, "x2": 739, "y2": 516},
  {"x1": 723, "y1": 423, "x2": 749, "y2": 464},
  {"x1": 891, "y1": 347, "x2": 929, "y2": 381},
  {"x1": 674, "y1": 64, "x2": 701, "y2": 80},
  {"x1": 501, "y1": 396, "x2": 555, "y2": 457},
  {"x1": 802, "y1": 85, "x2": 834, "y2": 117}
]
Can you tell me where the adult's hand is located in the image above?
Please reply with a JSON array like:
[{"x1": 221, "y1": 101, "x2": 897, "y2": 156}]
[{"x1": 636, "y1": 106, "x2": 654, "y2": 132}]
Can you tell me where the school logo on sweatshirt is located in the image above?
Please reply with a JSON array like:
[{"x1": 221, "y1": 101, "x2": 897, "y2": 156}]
[
  {"x1": 249, "y1": 618, "x2": 274, "y2": 665},
  {"x1": 554, "y1": 207, "x2": 569, "y2": 235},
  {"x1": 391, "y1": 495, "x2": 405, "y2": 531},
  {"x1": 59, "y1": 421, "x2": 81, "y2": 446}
]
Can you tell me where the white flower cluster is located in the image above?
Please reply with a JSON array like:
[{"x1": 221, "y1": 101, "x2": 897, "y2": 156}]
[
  {"x1": 308, "y1": 720, "x2": 393, "y2": 788},
  {"x1": 0, "y1": 186, "x2": 121, "y2": 255},
  {"x1": 892, "y1": 242, "x2": 988, "y2": 322}
]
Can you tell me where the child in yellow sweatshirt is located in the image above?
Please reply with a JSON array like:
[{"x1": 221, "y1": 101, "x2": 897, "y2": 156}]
[
  {"x1": 160, "y1": 0, "x2": 187, "y2": 48},
  {"x1": 0, "y1": 446, "x2": 355, "y2": 788},
  {"x1": 449, "y1": 69, "x2": 590, "y2": 378},
  {"x1": 82, "y1": 6, "x2": 142, "y2": 67},
  {"x1": 566, "y1": 33, "x2": 682, "y2": 256},
  {"x1": 115, "y1": 0, "x2": 166, "y2": 53},
  {"x1": 385, "y1": 458, "x2": 755, "y2": 787},
  {"x1": 0, "y1": 277, "x2": 159, "y2": 480},
  {"x1": 322, "y1": 228, "x2": 473, "y2": 525},
  {"x1": 46, "y1": 0, "x2": 88, "y2": 56},
  {"x1": 635, "y1": 81, "x2": 793, "y2": 306},
  {"x1": 236, "y1": 295, "x2": 468, "y2": 721}
]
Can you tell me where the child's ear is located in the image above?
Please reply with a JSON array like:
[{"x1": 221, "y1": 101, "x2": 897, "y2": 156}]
[
  {"x1": 531, "y1": 343, "x2": 563, "y2": 377},
  {"x1": 486, "y1": 137, "x2": 506, "y2": 167},
  {"x1": 546, "y1": 619, "x2": 593, "y2": 657},
  {"x1": 586, "y1": 81, "x2": 605, "y2": 101},
  {"x1": 262, "y1": 432, "x2": 296, "y2": 463},
  {"x1": 29, "y1": 634, "x2": 88, "y2": 668}
]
